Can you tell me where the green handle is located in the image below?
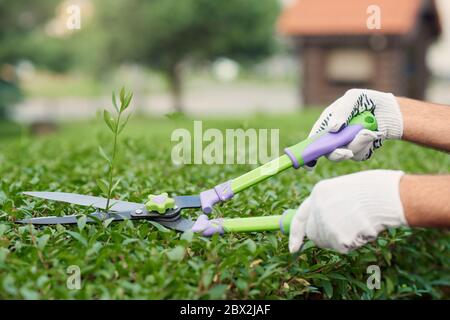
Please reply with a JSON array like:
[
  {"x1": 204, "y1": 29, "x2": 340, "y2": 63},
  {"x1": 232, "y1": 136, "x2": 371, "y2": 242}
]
[
  {"x1": 222, "y1": 209, "x2": 296, "y2": 234},
  {"x1": 200, "y1": 112, "x2": 377, "y2": 214},
  {"x1": 230, "y1": 111, "x2": 377, "y2": 194}
]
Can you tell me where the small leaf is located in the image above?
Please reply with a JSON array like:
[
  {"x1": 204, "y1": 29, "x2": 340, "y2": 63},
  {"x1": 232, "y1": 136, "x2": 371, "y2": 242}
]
[
  {"x1": 236, "y1": 279, "x2": 247, "y2": 291},
  {"x1": 166, "y1": 245, "x2": 185, "y2": 261},
  {"x1": 148, "y1": 220, "x2": 170, "y2": 233},
  {"x1": 20, "y1": 288, "x2": 39, "y2": 300},
  {"x1": 98, "y1": 146, "x2": 111, "y2": 164},
  {"x1": 0, "y1": 247, "x2": 9, "y2": 263},
  {"x1": 66, "y1": 231, "x2": 88, "y2": 247},
  {"x1": 119, "y1": 87, "x2": 126, "y2": 105},
  {"x1": 0, "y1": 224, "x2": 9, "y2": 237},
  {"x1": 77, "y1": 215, "x2": 87, "y2": 232},
  {"x1": 112, "y1": 92, "x2": 119, "y2": 113},
  {"x1": 208, "y1": 284, "x2": 228, "y2": 299},
  {"x1": 86, "y1": 242, "x2": 103, "y2": 256},
  {"x1": 103, "y1": 110, "x2": 116, "y2": 132},
  {"x1": 122, "y1": 238, "x2": 139, "y2": 245},
  {"x1": 321, "y1": 280, "x2": 333, "y2": 298},
  {"x1": 110, "y1": 178, "x2": 121, "y2": 193},
  {"x1": 244, "y1": 239, "x2": 256, "y2": 253},
  {"x1": 202, "y1": 269, "x2": 214, "y2": 288},
  {"x1": 180, "y1": 230, "x2": 194, "y2": 242},
  {"x1": 102, "y1": 218, "x2": 115, "y2": 228},
  {"x1": 37, "y1": 234, "x2": 50, "y2": 250},
  {"x1": 118, "y1": 113, "x2": 132, "y2": 134},
  {"x1": 121, "y1": 92, "x2": 133, "y2": 112},
  {"x1": 96, "y1": 178, "x2": 109, "y2": 196}
]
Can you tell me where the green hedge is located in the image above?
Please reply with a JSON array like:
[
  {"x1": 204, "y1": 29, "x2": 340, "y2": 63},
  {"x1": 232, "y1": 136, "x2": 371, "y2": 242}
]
[{"x1": 0, "y1": 112, "x2": 449, "y2": 299}]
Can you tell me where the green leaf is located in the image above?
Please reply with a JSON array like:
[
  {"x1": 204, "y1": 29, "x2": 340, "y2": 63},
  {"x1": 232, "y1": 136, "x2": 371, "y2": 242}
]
[
  {"x1": 103, "y1": 110, "x2": 116, "y2": 132},
  {"x1": 148, "y1": 220, "x2": 170, "y2": 233},
  {"x1": 244, "y1": 239, "x2": 256, "y2": 253},
  {"x1": 77, "y1": 215, "x2": 87, "y2": 232},
  {"x1": 103, "y1": 218, "x2": 115, "y2": 228},
  {"x1": 385, "y1": 277, "x2": 394, "y2": 295},
  {"x1": 110, "y1": 178, "x2": 121, "y2": 193},
  {"x1": 236, "y1": 278, "x2": 248, "y2": 291},
  {"x1": 121, "y1": 92, "x2": 133, "y2": 112},
  {"x1": 112, "y1": 92, "x2": 119, "y2": 113},
  {"x1": 98, "y1": 146, "x2": 111, "y2": 164},
  {"x1": 321, "y1": 280, "x2": 333, "y2": 298},
  {"x1": 66, "y1": 231, "x2": 88, "y2": 247},
  {"x1": 20, "y1": 288, "x2": 39, "y2": 300},
  {"x1": 180, "y1": 230, "x2": 194, "y2": 242},
  {"x1": 119, "y1": 87, "x2": 125, "y2": 101},
  {"x1": 96, "y1": 178, "x2": 109, "y2": 196},
  {"x1": 118, "y1": 113, "x2": 132, "y2": 134},
  {"x1": 0, "y1": 224, "x2": 9, "y2": 237},
  {"x1": 0, "y1": 247, "x2": 9, "y2": 263},
  {"x1": 202, "y1": 269, "x2": 214, "y2": 288},
  {"x1": 122, "y1": 238, "x2": 139, "y2": 245},
  {"x1": 166, "y1": 245, "x2": 185, "y2": 261},
  {"x1": 208, "y1": 284, "x2": 228, "y2": 299},
  {"x1": 37, "y1": 234, "x2": 50, "y2": 250}
]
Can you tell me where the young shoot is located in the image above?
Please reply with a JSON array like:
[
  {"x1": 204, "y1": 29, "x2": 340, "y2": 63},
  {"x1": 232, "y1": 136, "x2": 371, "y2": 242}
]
[{"x1": 97, "y1": 87, "x2": 133, "y2": 211}]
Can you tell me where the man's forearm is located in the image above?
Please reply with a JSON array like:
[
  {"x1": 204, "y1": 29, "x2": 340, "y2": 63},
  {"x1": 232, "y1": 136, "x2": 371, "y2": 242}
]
[
  {"x1": 397, "y1": 97, "x2": 450, "y2": 152},
  {"x1": 400, "y1": 175, "x2": 450, "y2": 227}
]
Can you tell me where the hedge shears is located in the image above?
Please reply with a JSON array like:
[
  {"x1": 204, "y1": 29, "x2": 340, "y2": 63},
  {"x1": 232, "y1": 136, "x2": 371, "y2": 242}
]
[{"x1": 18, "y1": 112, "x2": 377, "y2": 236}]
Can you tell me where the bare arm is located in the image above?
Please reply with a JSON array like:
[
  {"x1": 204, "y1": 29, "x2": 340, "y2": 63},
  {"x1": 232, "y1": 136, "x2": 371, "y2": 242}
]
[
  {"x1": 397, "y1": 97, "x2": 450, "y2": 152},
  {"x1": 400, "y1": 175, "x2": 450, "y2": 227}
]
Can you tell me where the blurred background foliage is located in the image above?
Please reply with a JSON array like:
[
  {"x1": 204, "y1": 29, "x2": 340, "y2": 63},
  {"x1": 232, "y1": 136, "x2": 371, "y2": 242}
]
[{"x1": 0, "y1": 0, "x2": 281, "y2": 116}]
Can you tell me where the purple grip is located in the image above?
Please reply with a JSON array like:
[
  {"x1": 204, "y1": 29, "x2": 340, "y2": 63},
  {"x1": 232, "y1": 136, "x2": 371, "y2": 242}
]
[
  {"x1": 302, "y1": 124, "x2": 364, "y2": 163},
  {"x1": 191, "y1": 214, "x2": 224, "y2": 236},
  {"x1": 200, "y1": 181, "x2": 233, "y2": 214}
]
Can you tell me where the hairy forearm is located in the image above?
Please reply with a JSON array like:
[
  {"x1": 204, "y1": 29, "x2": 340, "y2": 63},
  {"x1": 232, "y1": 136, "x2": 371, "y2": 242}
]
[
  {"x1": 400, "y1": 175, "x2": 450, "y2": 227},
  {"x1": 397, "y1": 97, "x2": 450, "y2": 152}
]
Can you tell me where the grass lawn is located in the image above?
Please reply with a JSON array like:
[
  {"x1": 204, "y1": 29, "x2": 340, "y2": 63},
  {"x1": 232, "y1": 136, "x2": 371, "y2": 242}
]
[{"x1": 0, "y1": 111, "x2": 449, "y2": 299}]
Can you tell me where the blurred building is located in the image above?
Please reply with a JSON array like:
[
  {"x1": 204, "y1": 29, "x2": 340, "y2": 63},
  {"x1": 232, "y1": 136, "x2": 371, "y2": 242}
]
[{"x1": 278, "y1": 0, "x2": 441, "y2": 106}]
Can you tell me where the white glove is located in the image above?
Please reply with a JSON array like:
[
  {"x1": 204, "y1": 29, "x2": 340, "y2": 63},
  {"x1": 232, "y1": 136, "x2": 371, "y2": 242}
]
[
  {"x1": 289, "y1": 170, "x2": 408, "y2": 254},
  {"x1": 308, "y1": 89, "x2": 403, "y2": 165}
]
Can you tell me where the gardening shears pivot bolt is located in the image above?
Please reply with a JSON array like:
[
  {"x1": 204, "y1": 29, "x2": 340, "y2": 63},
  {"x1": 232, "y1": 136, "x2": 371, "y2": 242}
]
[{"x1": 145, "y1": 193, "x2": 176, "y2": 214}]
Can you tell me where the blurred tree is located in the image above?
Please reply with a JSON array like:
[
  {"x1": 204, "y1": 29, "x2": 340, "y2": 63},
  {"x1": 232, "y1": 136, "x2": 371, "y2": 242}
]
[
  {"x1": 87, "y1": 0, "x2": 280, "y2": 112},
  {"x1": 0, "y1": 0, "x2": 56, "y2": 65},
  {"x1": 0, "y1": 0, "x2": 74, "y2": 118}
]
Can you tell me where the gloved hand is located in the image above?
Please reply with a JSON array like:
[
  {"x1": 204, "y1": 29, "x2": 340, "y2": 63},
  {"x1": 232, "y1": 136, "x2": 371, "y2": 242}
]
[
  {"x1": 289, "y1": 170, "x2": 408, "y2": 254},
  {"x1": 307, "y1": 89, "x2": 403, "y2": 166}
]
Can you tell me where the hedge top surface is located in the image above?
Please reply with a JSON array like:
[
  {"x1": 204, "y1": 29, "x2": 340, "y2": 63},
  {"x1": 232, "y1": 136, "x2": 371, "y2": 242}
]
[{"x1": 0, "y1": 112, "x2": 449, "y2": 299}]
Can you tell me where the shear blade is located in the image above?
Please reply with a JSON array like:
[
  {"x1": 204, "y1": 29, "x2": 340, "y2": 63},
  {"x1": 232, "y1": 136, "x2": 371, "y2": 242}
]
[
  {"x1": 23, "y1": 191, "x2": 143, "y2": 212},
  {"x1": 16, "y1": 211, "x2": 134, "y2": 225},
  {"x1": 16, "y1": 211, "x2": 194, "y2": 232},
  {"x1": 153, "y1": 217, "x2": 194, "y2": 232}
]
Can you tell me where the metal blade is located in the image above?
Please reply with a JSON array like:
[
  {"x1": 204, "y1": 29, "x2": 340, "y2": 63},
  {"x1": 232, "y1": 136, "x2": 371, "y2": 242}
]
[
  {"x1": 16, "y1": 211, "x2": 194, "y2": 232},
  {"x1": 16, "y1": 211, "x2": 134, "y2": 225},
  {"x1": 154, "y1": 217, "x2": 194, "y2": 232},
  {"x1": 174, "y1": 195, "x2": 201, "y2": 209},
  {"x1": 23, "y1": 192, "x2": 143, "y2": 212}
]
